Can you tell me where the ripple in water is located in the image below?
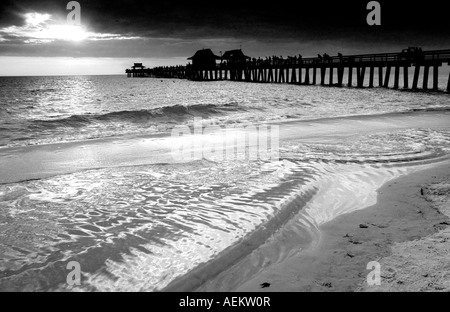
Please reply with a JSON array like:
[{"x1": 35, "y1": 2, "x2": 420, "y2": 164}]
[{"x1": 0, "y1": 128, "x2": 449, "y2": 291}]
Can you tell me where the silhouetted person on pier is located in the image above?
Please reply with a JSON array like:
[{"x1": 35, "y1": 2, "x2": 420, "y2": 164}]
[
  {"x1": 317, "y1": 54, "x2": 322, "y2": 63},
  {"x1": 407, "y1": 46, "x2": 424, "y2": 62},
  {"x1": 416, "y1": 47, "x2": 424, "y2": 61}
]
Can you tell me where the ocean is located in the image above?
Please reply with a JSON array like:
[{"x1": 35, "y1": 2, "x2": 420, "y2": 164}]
[
  {"x1": 1, "y1": 74, "x2": 449, "y2": 148},
  {"x1": 0, "y1": 75, "x2": 449, "y2": 291}
]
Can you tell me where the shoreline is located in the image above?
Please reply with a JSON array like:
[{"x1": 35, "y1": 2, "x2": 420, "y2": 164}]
[
  {"x1": 1, "y1": 108, "x2": 449, "y2": 150},
  {"x1": 234, "y1": 160, "x2": 450, "y2": 291},
  {"x1": 2, "y1": 110, "x2": 449, "y2": 185}
]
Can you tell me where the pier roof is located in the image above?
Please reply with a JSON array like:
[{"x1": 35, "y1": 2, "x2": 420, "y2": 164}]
[
  {"x1": 221, "y1": 49, "x2": 250, "y2": 61},
  {"x1": 187, "y1": 49, "x2": 220, "y2": 60},
  {"x1": 132, "y1": 63, "x2": 146, "y2": 69}
]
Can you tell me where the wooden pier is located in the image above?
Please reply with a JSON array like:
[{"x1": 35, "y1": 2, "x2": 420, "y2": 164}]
[
  {"x1": 126, "y1": 49, "x2": 450, "y2": 92},
  {"x1": 126, "y1": 63, "x2": 150, "y2": 77}
]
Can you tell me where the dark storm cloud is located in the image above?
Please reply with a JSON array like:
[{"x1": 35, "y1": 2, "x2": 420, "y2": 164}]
[
  {"x1": 68, "y1": 0, "x2": 450, "y2": 42},
  {"x1": 87, "y1": 0, "x2": 450, "y2": 39},
  {"x1": 0, "y1": 0, "x2": 449, "y2": 59},
  {"x1": 1, "y1": 0, "x2": 449, "y2": 39}
]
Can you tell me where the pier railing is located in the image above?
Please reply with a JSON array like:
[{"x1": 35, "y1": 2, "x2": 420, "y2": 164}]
[{"x1": 302, "y1": 49, "x2": 450, "y2": 65}]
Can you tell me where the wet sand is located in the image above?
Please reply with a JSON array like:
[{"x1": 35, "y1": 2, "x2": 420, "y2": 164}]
[{"x1": 236, "y1": 160, "x2": 450, "y2": 291}]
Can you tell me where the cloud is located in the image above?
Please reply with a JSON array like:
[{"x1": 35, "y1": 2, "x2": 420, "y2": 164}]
[
  {"x1": 0, "y1": 12, "x2": 141, "y2": 44},
  {"x1": 24, "y1": 12, "x2": 51, "y2": 26}
]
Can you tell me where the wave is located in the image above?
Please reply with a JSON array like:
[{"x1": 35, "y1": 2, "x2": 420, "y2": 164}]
[
  {"x1": 28, "y1": 88, "x2": 57, "y2": 93},
  {"x1": 31, "y1": 103, "x2": 243, "y2": 128},
  {"x1": 408, "y1": 106, "x2": 450, "y2": 113}
]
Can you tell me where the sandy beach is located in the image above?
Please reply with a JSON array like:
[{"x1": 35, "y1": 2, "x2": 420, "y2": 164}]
[{"x1": 235, "y1": 160, "x2": 450, "y2": 291}]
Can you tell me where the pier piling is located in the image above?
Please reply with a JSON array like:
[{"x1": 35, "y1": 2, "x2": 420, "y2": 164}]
[
  {"x1": 423, "y1": 65, "x2": 430, "y2": 90},
  {"x1": 348, "y1": 66, "x2": 353, "y2": 87},
  {"x1": 305, "y1": 68, "x2": 310, "y2": 84},
  {"x1": 378, "y1": 66, "x2": 383, "y2": 87},
  {"x1": 369, "y1": 66, "x2": 374, "y2": 88},
  {"x1": 291, "y1": 67, "x2": 297, "y2": 83},
  {"x1": 384, "y1": 66, "x2": 391, "y2": 88},
  {"x1": 320, "y1": 67, "x2": 326, "y2": 86},
  {"x1": 338, "y1": 66, "x2": 345, "y2": 87},
  {"x1": 356, "y1": 66, "x2": 365, "y2": 87},
  {"x1": 412, "y1": 65, "x2": 420, "y2": 90},
  {"x1": 329, "y1": 67, "x2": 334, "y2": 85},
  {"x1": 394, "y1": 66, "x2": 400, "y2": 89},
  {"x1": 403, "y1": 66, "x2": 409, "y2": 89},
  {"x1": 433, "y1": 65, "x2": 439, "y2": 91},
  {"x1": 447, "y1": 70, "x2": 450, "y2": 92}
]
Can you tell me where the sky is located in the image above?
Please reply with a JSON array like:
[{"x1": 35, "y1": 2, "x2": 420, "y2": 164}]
[{"x1": 0, "y1": 0, "x2": 449, "y2": 76}]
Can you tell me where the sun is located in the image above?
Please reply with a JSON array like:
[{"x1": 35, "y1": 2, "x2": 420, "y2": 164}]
[
  {"x1": 37, "y1": 24, "x2": 90, "y2": 42},
  {"x1": 23, "y1": 12, "x2": 89, "y2": 42}
]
